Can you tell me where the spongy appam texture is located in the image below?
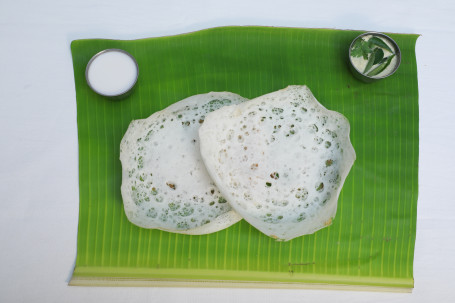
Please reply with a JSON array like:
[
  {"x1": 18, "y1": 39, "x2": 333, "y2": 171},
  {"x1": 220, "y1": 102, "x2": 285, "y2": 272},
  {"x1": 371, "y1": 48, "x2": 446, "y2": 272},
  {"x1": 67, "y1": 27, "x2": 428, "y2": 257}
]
[
  {"x1": 120, "y1": 92, "x2": 247, "y2": 234},
  {"x1": 199, "y1": 86, "x2": 356, "y2": 241}
]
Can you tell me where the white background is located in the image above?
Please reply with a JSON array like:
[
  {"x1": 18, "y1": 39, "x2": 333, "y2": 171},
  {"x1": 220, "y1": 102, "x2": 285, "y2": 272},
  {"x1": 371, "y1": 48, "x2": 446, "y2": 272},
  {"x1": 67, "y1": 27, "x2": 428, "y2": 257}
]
[{"x1": 1, "y1": 0, "x2": 454, "y2": 302}]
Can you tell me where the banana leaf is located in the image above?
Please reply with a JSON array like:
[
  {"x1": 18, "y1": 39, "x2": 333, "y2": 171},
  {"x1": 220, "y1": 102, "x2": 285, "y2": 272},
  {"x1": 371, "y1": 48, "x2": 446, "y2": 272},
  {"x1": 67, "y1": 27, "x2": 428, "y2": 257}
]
[{"x1": 69, "y1": 26, "x2": 419, "y2": 291}]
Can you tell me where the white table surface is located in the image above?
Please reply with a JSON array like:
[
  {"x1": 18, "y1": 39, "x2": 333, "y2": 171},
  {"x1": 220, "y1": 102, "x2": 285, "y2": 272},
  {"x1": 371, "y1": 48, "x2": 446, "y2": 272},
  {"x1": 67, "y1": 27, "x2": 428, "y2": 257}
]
[{"x1": 1, "y1": 0, "x2": 454, "y2": 302}]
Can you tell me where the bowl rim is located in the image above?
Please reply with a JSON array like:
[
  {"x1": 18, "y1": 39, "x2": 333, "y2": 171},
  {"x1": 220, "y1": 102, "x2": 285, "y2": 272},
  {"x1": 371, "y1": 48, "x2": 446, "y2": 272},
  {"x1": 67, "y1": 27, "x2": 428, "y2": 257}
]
[
  {"x1": 85, "y1": 48, "x2": 139, "y2": 97},
  {"x1": 348, "y1": 32, "x2": 401, "y2": 80}
]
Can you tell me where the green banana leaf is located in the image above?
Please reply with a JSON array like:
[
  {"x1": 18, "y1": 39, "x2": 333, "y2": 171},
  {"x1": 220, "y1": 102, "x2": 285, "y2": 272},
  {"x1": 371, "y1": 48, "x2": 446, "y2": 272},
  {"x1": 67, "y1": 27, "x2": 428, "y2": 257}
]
[{"x1": 69, "y1": 26, "x2": 419, "y2": 290}]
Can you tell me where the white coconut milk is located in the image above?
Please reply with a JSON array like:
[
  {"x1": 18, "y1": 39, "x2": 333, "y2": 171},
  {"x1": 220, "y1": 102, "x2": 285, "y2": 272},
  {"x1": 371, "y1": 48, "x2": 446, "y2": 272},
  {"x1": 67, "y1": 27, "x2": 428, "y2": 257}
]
[{"x1": 350, "y1": 35, "x2": 398, "y2": 79}]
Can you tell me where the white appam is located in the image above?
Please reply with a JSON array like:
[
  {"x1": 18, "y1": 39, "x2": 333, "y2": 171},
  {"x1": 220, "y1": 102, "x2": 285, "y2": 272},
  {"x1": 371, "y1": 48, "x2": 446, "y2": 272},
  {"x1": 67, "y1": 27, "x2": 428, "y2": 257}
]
[
  {"x1": 199, "y1": 86, "x2": 356, "y2": 241},
  {"x1": 120, "y1": 92, "x2": 247, "y2": 234}
]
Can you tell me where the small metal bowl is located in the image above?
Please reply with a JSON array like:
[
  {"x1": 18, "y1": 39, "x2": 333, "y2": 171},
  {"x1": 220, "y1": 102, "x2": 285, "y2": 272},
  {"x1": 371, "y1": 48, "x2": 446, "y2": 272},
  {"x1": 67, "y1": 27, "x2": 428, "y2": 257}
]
[
  {"x1": 85, "y1": 49, "x2": 139, "y2": 100},
  {"x1": 348, "y1": 32, "x2": 401, "y2": 83}
]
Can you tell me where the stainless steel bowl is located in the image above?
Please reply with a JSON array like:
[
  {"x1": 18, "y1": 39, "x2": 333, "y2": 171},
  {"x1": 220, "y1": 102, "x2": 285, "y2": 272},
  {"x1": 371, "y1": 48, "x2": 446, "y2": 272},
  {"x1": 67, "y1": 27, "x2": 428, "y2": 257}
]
[
  {"x1": 348, "y1": 32, "x2": 401, "y2": 83},
  {"x1": 85, "y1": 48, "x2": 139, "y2": 100}
]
